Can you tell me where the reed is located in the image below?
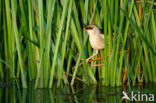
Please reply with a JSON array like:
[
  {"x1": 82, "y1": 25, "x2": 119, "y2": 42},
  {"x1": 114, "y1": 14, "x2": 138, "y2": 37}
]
[{"x1": 0, "y1": 0, "x2": 156, "y2": 88}]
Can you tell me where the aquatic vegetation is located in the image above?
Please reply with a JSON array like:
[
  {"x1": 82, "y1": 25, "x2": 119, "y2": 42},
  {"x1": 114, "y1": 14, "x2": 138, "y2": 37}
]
[{"x1": 0, "y1": 0, "x2": 156, "y2": 88}]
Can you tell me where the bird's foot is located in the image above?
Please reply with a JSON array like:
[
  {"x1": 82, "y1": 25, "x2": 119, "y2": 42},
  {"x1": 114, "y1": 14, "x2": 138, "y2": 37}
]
[{"x1": 86, "y1": 58, "x2": 90, "y2": 63}]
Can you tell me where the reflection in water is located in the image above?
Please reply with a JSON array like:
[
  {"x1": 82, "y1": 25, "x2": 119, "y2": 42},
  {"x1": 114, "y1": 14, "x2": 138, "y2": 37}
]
[{"x1": 0, "y1": 80, "x2": 156, "y2": 103}]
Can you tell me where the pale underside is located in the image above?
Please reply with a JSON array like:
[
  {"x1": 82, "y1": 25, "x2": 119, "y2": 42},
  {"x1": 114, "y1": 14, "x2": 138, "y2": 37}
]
[{"x1": 89, "y1": 34, "x2": 105, "y2": 50}]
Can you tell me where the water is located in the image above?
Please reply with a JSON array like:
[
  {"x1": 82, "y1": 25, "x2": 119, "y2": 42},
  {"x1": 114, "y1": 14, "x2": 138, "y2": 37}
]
[{"x1": 0, "y1": 81, "x2": 156, "y2": 103}]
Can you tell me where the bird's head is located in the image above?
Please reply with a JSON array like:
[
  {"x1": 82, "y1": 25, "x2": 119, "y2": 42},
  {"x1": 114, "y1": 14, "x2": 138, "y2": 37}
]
[{"x1": 84, "y1": 25, "x2": 100, "y2": 35}]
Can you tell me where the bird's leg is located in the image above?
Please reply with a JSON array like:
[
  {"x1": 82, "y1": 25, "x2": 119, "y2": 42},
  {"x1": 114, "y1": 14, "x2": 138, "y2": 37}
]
[{"x1": 86, "y1": 50, "x2": 98, "y2": 63}]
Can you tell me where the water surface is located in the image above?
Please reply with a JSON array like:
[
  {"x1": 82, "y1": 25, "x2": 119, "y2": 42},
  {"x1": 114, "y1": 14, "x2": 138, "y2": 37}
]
[{"x1": 0, "y1": 81, "x2": 156, "y2": 103}]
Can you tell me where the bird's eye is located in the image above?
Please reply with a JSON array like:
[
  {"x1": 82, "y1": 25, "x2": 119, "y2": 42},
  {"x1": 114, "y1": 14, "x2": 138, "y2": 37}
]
[
  {"x1": 87, "y1": 27, "x2": 93, "y2": 29},
  {"x1": 84, "y1": 25, "x2": 93, "y2": 30}
]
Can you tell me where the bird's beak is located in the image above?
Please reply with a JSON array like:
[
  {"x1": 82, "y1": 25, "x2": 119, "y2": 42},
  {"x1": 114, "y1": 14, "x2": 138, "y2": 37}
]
[{"x1": 84, "y1": 29, "x2": 88, "y2": 31}]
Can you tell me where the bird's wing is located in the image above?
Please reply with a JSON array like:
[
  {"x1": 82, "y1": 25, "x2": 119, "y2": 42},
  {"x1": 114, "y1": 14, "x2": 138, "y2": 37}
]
[
  {"x1": 95, "y1": 35, "x2": 105, "y2": 49},
  {"x1": 99, "y1": 34, "x2": 109, "y2": 46},
  {"x1": 99, "y1": 34, "x2": 104, "y2": 39}
]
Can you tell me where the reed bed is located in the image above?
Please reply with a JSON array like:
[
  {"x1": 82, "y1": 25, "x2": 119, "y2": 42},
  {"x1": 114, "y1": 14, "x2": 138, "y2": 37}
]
[{"x1": 0, "y1": 0, "x2": 156, "y2": 88}]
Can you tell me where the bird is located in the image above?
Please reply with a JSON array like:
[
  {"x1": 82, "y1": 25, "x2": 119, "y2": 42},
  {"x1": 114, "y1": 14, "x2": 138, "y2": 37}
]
[{"x1": 84, "y1": 24, "x2": 105, "y2": 62}]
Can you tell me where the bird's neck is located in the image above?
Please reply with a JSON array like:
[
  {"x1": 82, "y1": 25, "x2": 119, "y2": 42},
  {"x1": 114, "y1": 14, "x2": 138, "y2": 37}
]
[{"x1": 88, "y1": 30, "x2": 100, "y2": 36}]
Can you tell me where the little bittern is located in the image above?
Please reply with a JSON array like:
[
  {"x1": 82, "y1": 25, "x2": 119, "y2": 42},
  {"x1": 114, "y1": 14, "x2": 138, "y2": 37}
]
[{"x1": 84, "y1": 25, "x2": 105, "y2": 62}]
